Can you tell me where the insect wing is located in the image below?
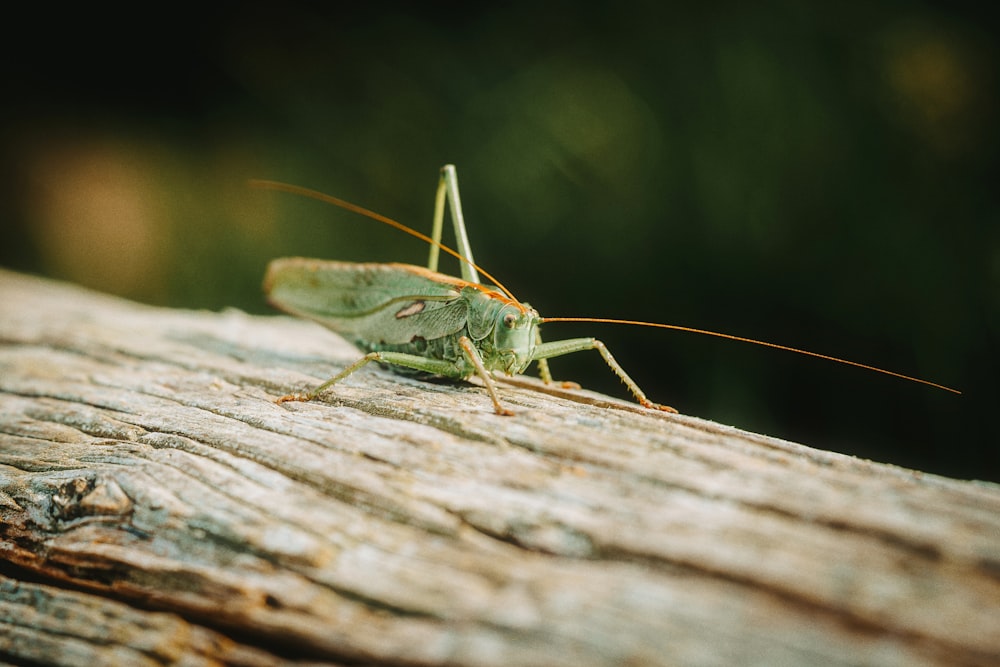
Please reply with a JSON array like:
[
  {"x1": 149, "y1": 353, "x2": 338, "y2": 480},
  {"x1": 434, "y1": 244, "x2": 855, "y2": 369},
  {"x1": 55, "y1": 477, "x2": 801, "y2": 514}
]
[{"x1": 264, "y1": 259, "x2": 470, "y2": 344}]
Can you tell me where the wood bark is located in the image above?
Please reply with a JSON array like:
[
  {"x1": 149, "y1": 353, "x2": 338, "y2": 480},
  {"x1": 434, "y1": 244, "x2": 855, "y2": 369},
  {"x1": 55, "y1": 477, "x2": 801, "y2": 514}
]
[{"x1": 1, "y1": 268, "x2": 997, "y2": 666}]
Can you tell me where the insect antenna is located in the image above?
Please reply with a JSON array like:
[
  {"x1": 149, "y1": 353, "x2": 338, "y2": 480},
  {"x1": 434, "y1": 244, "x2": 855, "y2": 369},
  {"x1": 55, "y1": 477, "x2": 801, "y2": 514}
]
[
  {"x1": 542, "y1": 317, "x2": 961, "y2": 394},
  {"x1": 250, "y1": 179, "x2": 519, "y2": 302}
]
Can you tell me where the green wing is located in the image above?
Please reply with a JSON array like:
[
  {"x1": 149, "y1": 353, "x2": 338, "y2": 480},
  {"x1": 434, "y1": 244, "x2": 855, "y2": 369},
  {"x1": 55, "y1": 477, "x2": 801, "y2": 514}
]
[{"x1": 264, "y1": 258, "x2": 471, "y2": 344}]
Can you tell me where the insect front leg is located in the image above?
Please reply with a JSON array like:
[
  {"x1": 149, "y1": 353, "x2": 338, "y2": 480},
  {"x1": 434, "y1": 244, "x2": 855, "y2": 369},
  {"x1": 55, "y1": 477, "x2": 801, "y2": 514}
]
[
  {"x1": 534, "y1": 329, "x2": 581, "y2": 389},
  {"x1": 532, "y1": 337, "x2": 678, "y2": 413},
  {"x1": 458, "y1": 335, "x2": 514, "y2": 416}
]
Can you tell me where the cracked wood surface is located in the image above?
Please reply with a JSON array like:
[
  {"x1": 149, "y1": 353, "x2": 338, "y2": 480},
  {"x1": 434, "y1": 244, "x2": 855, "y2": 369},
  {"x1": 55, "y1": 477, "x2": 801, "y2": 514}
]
[{"x1": 0, "y1": 268, "x2": 998, "y2": 666}]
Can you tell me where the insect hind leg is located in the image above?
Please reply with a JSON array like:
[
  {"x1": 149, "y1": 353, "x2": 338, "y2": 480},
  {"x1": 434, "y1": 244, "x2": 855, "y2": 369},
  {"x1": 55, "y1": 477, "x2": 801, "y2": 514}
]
[{"x1": 429, "y1": 165, "x2": 480, "y2": 284}]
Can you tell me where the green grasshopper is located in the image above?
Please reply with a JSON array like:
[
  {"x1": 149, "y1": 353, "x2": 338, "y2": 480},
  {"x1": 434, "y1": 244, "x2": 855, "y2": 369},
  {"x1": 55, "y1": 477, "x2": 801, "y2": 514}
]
[{"x1": 258, "y1": 165, "x2": 959, "y2": 415}]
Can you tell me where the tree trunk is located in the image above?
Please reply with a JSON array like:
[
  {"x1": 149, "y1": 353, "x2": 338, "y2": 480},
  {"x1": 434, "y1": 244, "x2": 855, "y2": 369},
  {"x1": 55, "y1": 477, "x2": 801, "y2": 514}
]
[{"x1": 1, "y1": 268, "x2": 997, "y2": 666}]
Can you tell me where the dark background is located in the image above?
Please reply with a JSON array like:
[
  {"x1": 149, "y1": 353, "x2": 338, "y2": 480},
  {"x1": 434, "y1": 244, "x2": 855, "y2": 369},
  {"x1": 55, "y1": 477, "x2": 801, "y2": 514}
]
[{"x1": 1, "y1": 3, "x2": 995, "y2": 481}]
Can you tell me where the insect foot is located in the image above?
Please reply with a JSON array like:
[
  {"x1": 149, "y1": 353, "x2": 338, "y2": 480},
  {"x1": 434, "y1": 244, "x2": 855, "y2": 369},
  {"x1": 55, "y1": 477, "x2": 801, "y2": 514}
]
[
  {"x1": 641, "y1": 400, "x2": 679, "y2": 414},
  {"x1": 276, "y1": 393, "x2": 312, "y2": 404}
]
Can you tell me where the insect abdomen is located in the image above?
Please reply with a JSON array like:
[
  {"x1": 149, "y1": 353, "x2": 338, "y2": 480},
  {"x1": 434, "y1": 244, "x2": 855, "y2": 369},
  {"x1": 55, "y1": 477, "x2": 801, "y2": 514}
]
[{"x1": 358, "y1": 333, "x2": 473, "y2": 380}]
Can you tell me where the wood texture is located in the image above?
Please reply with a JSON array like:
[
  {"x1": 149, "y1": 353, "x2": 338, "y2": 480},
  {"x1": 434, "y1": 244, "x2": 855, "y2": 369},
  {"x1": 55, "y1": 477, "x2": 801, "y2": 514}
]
[{"x1": 1, "y1": 268, "x2": 997, "y2": 666}]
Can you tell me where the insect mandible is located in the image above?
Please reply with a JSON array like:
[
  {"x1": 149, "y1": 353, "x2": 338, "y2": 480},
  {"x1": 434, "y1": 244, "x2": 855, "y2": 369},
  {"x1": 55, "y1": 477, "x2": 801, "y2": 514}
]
[{"x1": 256, "y1": 165, "x2": 959, "y2": 416}]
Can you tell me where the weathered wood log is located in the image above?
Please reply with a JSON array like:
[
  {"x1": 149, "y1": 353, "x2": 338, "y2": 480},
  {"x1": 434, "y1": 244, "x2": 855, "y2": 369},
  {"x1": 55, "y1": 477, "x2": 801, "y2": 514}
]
[{"x1": 0, "y1": 268, "x2": 997, "y2": 666}]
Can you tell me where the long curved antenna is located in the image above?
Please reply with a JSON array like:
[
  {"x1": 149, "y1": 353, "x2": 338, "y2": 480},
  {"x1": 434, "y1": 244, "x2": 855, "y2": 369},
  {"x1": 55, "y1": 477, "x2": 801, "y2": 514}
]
[
  {"x1": 253, "y1": 178, "x2": 959, "y2": 395},
  {"x1": 543, "y1": 317, "x2": 961, "y2": 394},
  {"x1": 250, "y1": 179, "x2": 519, "y2": 302}
]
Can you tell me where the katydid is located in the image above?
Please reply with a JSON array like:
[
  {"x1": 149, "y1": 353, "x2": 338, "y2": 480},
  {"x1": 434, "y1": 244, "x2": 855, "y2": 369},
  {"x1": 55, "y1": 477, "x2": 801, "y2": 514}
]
[{"x1": 257, "y1": 165, "x2": 959, "y2": 416}]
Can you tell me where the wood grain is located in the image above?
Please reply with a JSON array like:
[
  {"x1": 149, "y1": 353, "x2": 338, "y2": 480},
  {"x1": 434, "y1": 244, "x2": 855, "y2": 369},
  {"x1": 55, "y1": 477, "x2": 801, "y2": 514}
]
[{"x1": 1, "y1": 269, "x2": 997, "y2": 666}]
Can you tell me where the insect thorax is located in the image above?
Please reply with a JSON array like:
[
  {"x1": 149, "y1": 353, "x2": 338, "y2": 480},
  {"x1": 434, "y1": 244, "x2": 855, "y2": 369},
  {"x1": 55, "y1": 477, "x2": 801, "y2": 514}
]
[{"x1": 357, "y1": 288, "x2": 539, "y2": 380}]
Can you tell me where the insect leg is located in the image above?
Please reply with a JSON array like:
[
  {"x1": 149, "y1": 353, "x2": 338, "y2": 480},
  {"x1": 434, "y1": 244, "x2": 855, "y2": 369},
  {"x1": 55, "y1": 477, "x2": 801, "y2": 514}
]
[
  {"x1": 276, "y1": 352, "x2": 469, "y2": 404},
  {"x1": 532, "y1": 338, "x2": 677, "y2": 413},
  {"x1": 534, "y1": 329, "x2": 581, "y2": 389},
  {"x1": 458, "y1": 335, "x2": 514, "y2": 416},
  {"x1": 428, "y1": 170, "x2": 446, "y2": 274},
  {"x1": 429, "y1": 165, "x2": 480, "y2": 284},
  {"x1": 536, "y1": 356, "x2": 553, "y2": 384}
]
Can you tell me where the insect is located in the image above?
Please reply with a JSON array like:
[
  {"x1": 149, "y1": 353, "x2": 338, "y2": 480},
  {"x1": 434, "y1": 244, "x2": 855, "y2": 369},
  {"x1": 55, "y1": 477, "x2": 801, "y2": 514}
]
[{"x1": 256, "y1": 165, "x2": 960, "y2": 416}]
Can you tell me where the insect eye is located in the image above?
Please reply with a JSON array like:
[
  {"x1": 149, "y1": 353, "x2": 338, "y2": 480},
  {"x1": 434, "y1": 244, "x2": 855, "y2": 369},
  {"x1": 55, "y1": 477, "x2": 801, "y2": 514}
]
[{"x1": 503, "y1": 313, "x2": 517, "y2": 328}]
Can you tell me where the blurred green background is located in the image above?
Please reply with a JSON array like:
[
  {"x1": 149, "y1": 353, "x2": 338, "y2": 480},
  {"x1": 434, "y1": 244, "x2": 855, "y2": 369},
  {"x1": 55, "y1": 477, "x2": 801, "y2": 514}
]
[{"x1": 1, "y1": 3, "x2": 995, "y2": 481}]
